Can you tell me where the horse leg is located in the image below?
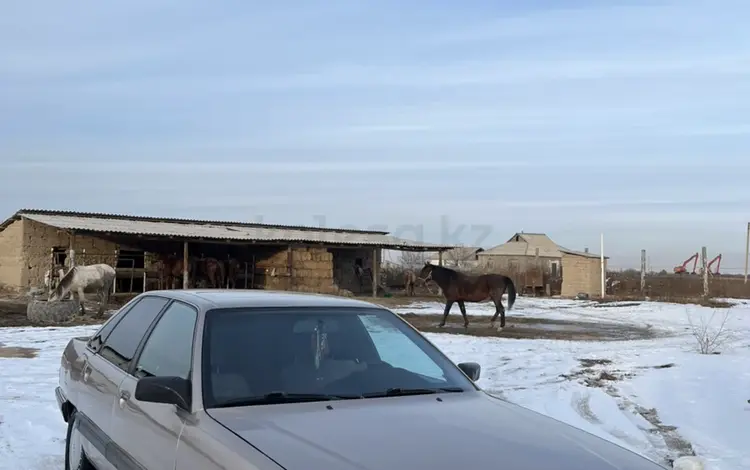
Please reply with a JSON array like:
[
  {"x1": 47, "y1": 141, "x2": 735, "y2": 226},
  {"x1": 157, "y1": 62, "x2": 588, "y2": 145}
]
[
  {"x1": 438, "y1": 300, "x2": 454, "y2": 328},
  {"x1": 457, "y1": 300, "x2": 469, "y2": 329},
  {"x1": 95, "y1": 289, "x2": 104, "y2": 317},
  {"x1": 77, "y1": 288, "x2": 87, "y2": 315},
  {"x1": 489, "y1": 290, "x2": 506, "y2": 330},
  {"x1": 99, "y1": 284, "x2": 111, "y2": 317}
]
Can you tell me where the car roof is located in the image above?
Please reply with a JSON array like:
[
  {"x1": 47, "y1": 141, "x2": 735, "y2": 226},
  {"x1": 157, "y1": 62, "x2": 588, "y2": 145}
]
[{"x1": 138, "y1": 289, "x2": 386, "y2": 310}]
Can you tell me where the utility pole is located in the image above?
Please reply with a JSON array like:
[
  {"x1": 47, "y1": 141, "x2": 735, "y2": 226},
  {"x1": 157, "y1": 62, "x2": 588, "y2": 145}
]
[
  {"x1": 600, "y1": 233, "x2": 605, "y2": 298},
  {"x1": 745, "y1": 222, "x2": 750, "y2": 284},
  {"x1": 701, "y1": 246, "x2": 709, "y2": 297}
]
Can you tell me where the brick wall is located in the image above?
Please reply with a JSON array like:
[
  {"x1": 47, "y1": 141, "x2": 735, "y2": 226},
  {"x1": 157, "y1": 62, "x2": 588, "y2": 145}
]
[
  {"x1": 561, "y1": 253, "x2": 606, "y2": 297},
  {"x1": 479, "y1": 254, "x2": 561, "y2": 291},
  {"x1": 0, "y1": 220, "x2": 25, "y2": 290},
  {"x1": 22, "y1": 219, "x2": 118, "y2": 289}
]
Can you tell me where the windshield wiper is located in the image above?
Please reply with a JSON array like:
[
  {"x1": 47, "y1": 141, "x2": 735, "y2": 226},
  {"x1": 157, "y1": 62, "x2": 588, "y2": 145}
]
[
  {"x1": 362, "y1": 387, "x2": 464, "y2": 398},
  {"x1": 213, "y1": 392, "x2": 361, "y2": 408}
]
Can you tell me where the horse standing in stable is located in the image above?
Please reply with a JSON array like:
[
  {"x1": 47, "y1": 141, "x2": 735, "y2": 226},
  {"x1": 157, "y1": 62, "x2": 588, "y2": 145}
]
[
  {"x1": 205, "y1": 257, "x2": 225, "y2": 288},
  {"x1": 48, "y1": 263, "x2": 116, "y2": 317},
  {"x1": 155, "y1": 254, "x2": 192, "y2": 289},
  {"x1": 193, "y1": 256, "x2": 225, "y2": 288},
  {"x1": 418, "y1": 263, "x2": 516, "y2": 330}
]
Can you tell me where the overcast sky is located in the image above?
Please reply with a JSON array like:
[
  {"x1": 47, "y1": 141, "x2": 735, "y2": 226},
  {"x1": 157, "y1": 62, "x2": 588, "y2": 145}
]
[{"x1": 2, "y1": 0, "x2": 749, "y2": 271}]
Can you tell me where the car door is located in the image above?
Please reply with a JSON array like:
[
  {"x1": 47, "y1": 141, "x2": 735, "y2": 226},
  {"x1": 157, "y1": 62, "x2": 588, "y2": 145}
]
[
  {"x1": 111, "y1": 300, "x2": 199, "y2": 470},
  {"x1": 82, "y1": 295, "x2": 170, "y2": 470}
]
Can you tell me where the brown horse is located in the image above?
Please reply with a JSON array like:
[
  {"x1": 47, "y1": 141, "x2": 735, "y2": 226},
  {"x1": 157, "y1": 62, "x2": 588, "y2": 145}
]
[
  {"x1": 418, "y1": 263, "x2": 516, "y2": 330},
  {"x1": 194, "y1": 256, "x2": 225, "y2": 288},
  {"x1": 156, "y1": 254, "x2": 192, "y2": 289},
  {"x1": 403, "y1": 269, "x2": 417, "y2": 296}
]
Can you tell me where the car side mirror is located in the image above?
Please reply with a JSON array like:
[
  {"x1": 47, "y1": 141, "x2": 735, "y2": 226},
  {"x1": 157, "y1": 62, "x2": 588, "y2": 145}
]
[
  {"x1": 135, "y1": 376, "x2": 191, "y2": 410},
  {"x1": 458, "y1": 362, "x2": 481, "y2": 381}
]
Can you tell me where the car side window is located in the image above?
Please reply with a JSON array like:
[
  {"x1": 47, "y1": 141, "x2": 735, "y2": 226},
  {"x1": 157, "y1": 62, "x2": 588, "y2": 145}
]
[
  {"x1": 359, "y1": 314, "x2": 446, "y2": 381},
  {"x1": 99, "y1": 296, "x2": 170, "y2": 372},
  {"x1": 134, "y1": 301, "x2": 198, "y2": 380},
  {"x1": 88, "y1": 298, "x2": 141, "y2": 348}
]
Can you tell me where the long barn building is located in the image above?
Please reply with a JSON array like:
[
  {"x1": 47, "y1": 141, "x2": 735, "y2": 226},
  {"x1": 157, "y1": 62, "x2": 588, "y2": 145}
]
[{"x1": 0, "y1": 209, "x2": 455, "y2": 296}]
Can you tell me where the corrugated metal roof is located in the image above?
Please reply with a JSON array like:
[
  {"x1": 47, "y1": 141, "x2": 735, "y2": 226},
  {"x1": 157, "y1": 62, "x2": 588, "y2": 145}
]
[
  {"x1": 9, "y1": 208, "x2": 387, "y2": 234},
  {"x1": 559, "y1": 247, "x2": 609, "y2": 259},
  {"x1": 7, "y1": 209, "x2": 457, "y2": 251},
  {"x1": 478, "y1": 232, "x2": 605, "y2": 259}
]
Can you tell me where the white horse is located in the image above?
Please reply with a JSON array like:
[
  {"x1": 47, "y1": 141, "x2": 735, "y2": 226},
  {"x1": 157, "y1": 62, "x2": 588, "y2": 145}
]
[{"x1": 49, "y1": 264, "x2": 116, "y2": 316}]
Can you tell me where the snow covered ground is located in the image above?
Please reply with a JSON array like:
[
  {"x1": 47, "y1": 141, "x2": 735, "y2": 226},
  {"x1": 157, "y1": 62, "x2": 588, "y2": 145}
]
[
  {"x1": 1, "y1": 297, "x2": 749, "y2": 469},
  {"x1": 395, "y1": 297, "x2": 750, "y2": 470}
]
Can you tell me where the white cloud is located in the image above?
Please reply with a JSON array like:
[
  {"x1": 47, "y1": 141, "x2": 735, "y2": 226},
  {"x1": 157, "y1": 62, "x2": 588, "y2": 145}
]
[{"x1": 1, "y1": 0, "x2": 749, "y2": 269}]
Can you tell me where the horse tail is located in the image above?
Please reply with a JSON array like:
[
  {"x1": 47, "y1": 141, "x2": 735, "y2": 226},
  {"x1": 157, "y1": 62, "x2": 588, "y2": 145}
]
[{"x1": 506, "y1": 276, "x2": 516, "y2": 310}]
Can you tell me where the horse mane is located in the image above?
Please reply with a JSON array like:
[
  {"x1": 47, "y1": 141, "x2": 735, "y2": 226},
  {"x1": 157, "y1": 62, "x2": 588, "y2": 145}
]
[
  {"x1": 430, "y1": 263, "x2": 460, "y2": 280},
  {"x1": 54, "y1": 266, "x2": 78, "y2": 297}
]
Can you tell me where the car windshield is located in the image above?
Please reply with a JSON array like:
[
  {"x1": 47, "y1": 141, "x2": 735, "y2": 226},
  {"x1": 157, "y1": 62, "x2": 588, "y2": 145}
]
[{"x1": 201, "y1": 306, "x2": 477, "y2": 408}]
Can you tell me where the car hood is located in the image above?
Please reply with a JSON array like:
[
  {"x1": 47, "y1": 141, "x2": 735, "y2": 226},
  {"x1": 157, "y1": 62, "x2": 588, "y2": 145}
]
[{"x1": 207, "y1": 391, "x2": 666, "y2": 470}]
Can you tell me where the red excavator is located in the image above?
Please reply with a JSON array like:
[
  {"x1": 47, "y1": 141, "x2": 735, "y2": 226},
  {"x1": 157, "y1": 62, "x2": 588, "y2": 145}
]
[
  {"x1": 674, "y1": 252, "x2": 699, "y2": 275},
  {"x1": 707, "y1": 254, "x2": 722, "y2": 275}
]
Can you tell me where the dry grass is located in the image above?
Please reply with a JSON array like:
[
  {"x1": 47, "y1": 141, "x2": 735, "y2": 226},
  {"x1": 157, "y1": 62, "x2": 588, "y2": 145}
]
[{"x1": 610, "y1": 272, "x2": 750, "y2": 300}]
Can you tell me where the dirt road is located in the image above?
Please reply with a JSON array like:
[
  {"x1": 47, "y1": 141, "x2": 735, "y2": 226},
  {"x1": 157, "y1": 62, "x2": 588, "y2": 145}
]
[
  {"x1": 400, "y1": 313, "x2": 660, "y2": 341},
  {"x1": 1, "y1": 295, "x2": 663, "y2": 341}
]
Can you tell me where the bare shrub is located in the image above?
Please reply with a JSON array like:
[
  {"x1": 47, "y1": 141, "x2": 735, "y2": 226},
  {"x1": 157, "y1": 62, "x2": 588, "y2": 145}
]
[
  {"x1": 399, "y1": 252, "x2": 427, "y2": 270},
  {"x1": 442, "y1": 245, "x2": 482, "y2": 269},
  {"x1": 686, "y1": 309, "x2": 735, "y2": 354}
]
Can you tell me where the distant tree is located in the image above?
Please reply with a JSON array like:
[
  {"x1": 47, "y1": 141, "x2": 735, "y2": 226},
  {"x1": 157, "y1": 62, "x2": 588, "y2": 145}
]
[
  {"x1": 399, "y1": 252, "x2": 426, "y2": 270},
  {"x1": 444, "y1": 246, "x2": 480, "y2": 267}
]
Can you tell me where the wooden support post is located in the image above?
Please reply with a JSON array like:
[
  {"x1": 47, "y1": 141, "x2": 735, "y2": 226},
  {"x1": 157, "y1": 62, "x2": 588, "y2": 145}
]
[
  {"x1": 225, "y1": 254, "x2": 230, "y2": 289},
  {"x1": 640, "y1": 249, "x2": 646, "y2": 293},
  {"x1": 438, "y1": 250, "x2": 443, "y2": 266},
  {"x1": 68, "y1": 232, "x2": 76, "y2": 268},
  {"x1": 287, "y1": 246, "x2": 294, "y2": 291},
  {"x1": 112, "y1": 250, "x2": 118, "y2": 294},
  {"x1": 244, "y1": 261, "x2": 249, "y2": 289},
  {"x1": 745, "y1": 222, "x2": 750, "y2": 284},
  {"x1": 48, "y1": 248, "x2": 55, "y2": 292},
  {"x1": 701, "y1": 246, "x2": 709, "y2": 297},
  {"x1": 372, "y1": 248, "x2": 380, "y2": 298},
  {"x1": 183, "y1": 242, "x2": 189, "y2": 289}
]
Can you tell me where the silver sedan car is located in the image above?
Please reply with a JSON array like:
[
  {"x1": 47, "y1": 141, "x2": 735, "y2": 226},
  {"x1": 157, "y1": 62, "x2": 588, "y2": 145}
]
[{"x1": 56, "y1": 290, "x2": 668, "y2": 470}]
